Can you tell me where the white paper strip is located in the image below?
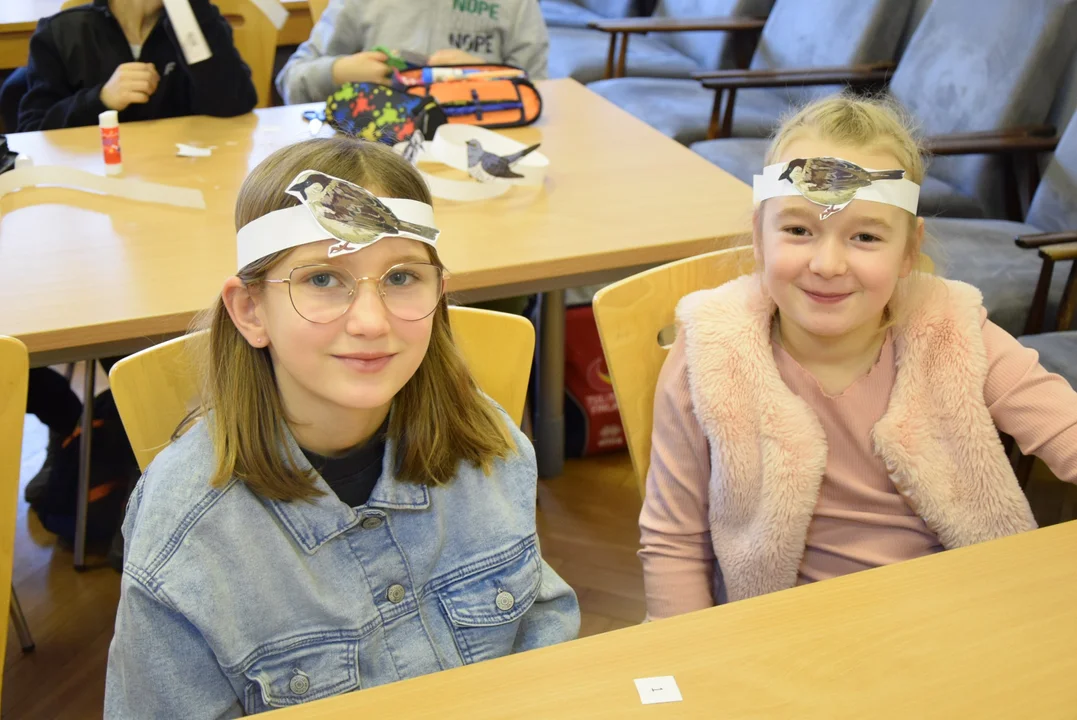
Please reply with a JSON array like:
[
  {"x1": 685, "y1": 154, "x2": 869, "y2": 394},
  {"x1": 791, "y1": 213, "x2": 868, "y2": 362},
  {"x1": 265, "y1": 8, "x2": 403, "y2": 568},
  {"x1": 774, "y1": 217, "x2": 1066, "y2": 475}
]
[
  {"x1": 176, "y1": 143, "x2": 214, "y2": 157},
  {"x1": 249, "y1": 0, "x2": 289, "y2": 29},
  {"x1": 0, "y1": 166, "x2": 206, "y2": 210},
  {"x1": 162, "y1": 0, "x2": 212, "y2": 65}
]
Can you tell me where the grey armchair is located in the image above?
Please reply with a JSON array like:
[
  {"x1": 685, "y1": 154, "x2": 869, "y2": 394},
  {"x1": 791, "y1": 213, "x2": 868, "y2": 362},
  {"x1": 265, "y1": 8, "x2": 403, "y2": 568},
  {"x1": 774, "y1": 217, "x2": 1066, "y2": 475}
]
[
  {"x1": 588, "y1": 0, "x2": 911, "y2": 145},
  {"x1": 689, "y1": 0, "x2": 1077, "y2": 220}
]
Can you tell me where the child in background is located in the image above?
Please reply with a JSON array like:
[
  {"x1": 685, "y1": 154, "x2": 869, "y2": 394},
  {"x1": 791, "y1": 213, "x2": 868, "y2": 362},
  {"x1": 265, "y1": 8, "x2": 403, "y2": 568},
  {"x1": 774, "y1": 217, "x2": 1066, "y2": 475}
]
[
  {"x1": 104, "y1": 137, "x2": 579, "y2": 717},
  {"x1": 641, "y1": 95, "x2": 1077, "y2": 620},
  {"x1": 277, "y1": 0, "x2": 549, "y2": 105},
  {"x1": 18, "y1": 0, "x2": 257, "y2": 131}
]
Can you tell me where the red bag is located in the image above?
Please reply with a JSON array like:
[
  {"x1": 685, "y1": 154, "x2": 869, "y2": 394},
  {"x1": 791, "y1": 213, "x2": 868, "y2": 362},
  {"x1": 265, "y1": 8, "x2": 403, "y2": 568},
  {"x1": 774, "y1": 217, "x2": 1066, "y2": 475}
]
[{"x1": 564, "y1": 305, "x2": 626, "y2": 457}]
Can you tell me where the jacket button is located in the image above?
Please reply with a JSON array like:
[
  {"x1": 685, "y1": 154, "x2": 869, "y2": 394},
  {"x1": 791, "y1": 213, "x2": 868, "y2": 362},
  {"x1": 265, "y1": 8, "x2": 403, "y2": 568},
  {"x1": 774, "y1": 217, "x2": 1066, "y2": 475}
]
[
  {"x1": 361, "y1": 516, "x2": 383, "y2": 530},
  {"x1": 289, "y1": 671, "x2": 310, "y2": 696},
  {"x1": 495, "y1": 590, "x2": 515, "y2": 612},
  {"x1": 387, "y1": 584, "x2": 406, "y2": 603}
]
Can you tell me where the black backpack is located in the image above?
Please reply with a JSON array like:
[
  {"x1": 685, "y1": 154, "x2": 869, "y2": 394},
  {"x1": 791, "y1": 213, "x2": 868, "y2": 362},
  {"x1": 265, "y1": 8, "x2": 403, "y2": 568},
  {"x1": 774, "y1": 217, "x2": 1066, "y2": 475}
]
[{"x1": 29, "y1": 390, "x2": 141, "y2": 546}]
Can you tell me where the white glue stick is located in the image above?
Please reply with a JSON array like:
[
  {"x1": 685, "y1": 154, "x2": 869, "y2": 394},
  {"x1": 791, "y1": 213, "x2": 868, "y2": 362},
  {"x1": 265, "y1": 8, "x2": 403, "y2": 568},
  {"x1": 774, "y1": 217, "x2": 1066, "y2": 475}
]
[{"x1": 99, "y1": 110, "x2": 123, "y2": 176}]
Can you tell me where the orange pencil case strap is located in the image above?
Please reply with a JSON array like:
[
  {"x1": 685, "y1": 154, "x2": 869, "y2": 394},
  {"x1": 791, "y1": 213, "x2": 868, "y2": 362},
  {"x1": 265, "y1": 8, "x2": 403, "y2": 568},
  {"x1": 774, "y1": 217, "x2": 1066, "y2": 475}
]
[{"x1": 396, "y1": 64, "x2": 543, "y2": 129}]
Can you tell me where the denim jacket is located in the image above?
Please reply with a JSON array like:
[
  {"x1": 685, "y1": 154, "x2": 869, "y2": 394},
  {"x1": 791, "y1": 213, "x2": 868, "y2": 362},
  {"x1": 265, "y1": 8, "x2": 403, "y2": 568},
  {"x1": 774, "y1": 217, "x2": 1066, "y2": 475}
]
[{"x1": 104, "y1": 413, "x2": 580, "y2": 718}]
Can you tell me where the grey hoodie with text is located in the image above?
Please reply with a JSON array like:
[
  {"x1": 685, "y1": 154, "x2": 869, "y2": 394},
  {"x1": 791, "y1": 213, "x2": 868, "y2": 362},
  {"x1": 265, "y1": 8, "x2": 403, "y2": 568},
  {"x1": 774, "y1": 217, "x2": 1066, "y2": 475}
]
[{"x1": 277, "y1": 0, "x2": 549, "y2": 105}]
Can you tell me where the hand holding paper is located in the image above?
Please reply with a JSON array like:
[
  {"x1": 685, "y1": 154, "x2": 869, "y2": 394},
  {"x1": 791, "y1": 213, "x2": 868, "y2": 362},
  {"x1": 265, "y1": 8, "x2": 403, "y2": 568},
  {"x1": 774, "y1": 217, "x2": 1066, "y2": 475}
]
[
  {"x1": 331, "y1": 52, "x2": 393, "y2": 86},
  {"x1": 100, "y1": 63, "x2": 160, "y2": 111}
]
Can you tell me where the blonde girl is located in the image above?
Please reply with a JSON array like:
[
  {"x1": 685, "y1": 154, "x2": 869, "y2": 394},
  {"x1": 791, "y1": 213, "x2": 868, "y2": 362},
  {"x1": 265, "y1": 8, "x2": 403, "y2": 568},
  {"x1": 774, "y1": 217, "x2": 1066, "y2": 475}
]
[{"x1": 642, "y1": 95, "x2": 1077, "y2": 618}]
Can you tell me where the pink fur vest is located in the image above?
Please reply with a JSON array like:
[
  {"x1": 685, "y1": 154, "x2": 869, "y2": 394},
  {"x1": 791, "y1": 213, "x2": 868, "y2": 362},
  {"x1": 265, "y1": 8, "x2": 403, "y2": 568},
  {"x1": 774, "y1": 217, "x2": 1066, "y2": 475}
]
[{"x1": 676, "y1": 274, "x2": 1036, "y2": 602}]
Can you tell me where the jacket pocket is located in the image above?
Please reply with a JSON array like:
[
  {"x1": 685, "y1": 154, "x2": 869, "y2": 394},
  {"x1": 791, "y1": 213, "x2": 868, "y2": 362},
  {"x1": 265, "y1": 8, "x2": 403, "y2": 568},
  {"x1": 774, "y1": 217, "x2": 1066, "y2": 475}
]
[
  {"x1": 242, "y1": 637, "x2": 360, "y2": 712},
  {"x1": 436, "y1": 541, "x2": 541, "y2": 664}
]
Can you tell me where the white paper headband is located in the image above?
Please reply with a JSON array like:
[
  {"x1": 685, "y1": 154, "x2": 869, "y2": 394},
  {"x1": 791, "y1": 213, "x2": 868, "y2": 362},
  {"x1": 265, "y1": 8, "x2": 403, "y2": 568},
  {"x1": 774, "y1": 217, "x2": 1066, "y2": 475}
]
[
  {"x1": 235, "y1": 170, "x2": 439, "y2": 271},
  {"x1": 394, "y1": 124, "x2": 549, "y2": 201},
  {"x1": 753, "y1": 157, "x2": 920, "y2": 220}
]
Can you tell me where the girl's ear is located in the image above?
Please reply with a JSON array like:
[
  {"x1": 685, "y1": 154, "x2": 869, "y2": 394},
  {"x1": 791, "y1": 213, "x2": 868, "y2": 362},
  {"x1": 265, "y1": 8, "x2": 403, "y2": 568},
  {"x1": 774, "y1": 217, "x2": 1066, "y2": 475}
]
[
  {"x1": 222, "y1": 276, "x2": 269, "y2": 348},
  {"x1": 899, "y1": 216, "x2": 925, "y2": 278}
]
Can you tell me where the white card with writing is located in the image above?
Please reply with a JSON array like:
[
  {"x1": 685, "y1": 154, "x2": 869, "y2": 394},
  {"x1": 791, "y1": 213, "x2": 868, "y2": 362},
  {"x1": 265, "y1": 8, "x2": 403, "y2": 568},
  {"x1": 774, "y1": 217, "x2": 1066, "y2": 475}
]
[
  {"x1": 634, "y1": 676, "x2": 683, "y2": 705},
  {"x1": 162, "y1": 0, "x2": 212, "y2": 65}
]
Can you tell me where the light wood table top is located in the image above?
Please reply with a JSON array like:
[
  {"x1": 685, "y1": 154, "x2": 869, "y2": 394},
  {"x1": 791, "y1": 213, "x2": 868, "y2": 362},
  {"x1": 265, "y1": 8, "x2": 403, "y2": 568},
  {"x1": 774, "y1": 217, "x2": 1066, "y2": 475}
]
[
  {"x1": 0, "y1": 0, "x2": 312, "y2": 70},
  {"x1": 1, "y1": 79, "x2": 751, "y2": 363},
  {"x1": 269, "y1": 520, "x2": 1077, "y2": 719}
]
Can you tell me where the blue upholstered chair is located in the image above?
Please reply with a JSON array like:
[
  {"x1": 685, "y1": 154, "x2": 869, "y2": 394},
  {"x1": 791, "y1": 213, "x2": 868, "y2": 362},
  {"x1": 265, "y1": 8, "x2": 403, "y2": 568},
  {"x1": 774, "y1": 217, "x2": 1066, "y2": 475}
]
[
  {"x1": 548, "y1": 0, "x2": 773, "y2": 85},
  {"x1": 588, "y1": 0, "x2": 912, "y2": 146},
  {"x1": 690, "y1": 0, "x2": 1077, "y2": 220}
]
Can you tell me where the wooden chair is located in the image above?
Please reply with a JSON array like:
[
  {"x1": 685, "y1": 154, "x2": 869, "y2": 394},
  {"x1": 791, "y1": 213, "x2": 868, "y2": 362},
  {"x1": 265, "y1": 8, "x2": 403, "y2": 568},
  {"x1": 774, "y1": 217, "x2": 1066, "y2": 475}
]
[
  {"x1": 213, "y1": 0, "x2": 279, "y2": 109},
  {"x1": 308, "y1": 0, "x2": 330, "y2": 25},
  {"x1": 110, "y1": 307, "x2": 535, "y2": 472},
  {"x1": 1, "y1": 336, "x2": 34, "y2": 701},
  {"x1": 593, "y1": 248, "x2": 936, "y2": 497},
  {"x1": 592, "y1": 247, "x2": 755, "y2": 497},
  {"x1": 61, "y1": 0, "x2": 279, "y2": 109}
]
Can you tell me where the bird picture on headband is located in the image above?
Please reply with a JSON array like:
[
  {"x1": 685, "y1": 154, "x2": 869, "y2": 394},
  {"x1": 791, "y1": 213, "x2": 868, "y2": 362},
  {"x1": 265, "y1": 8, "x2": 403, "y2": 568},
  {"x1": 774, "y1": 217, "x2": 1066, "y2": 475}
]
[
  {"x1": 285, "y1": 170, "x2": 440, "y2": 257},
  {"x1": 465, "y1": 140, "x2": 541, "y2": 183},
  {"x1": 778, "y1": 157, "x2": 906, "y2": 219}
]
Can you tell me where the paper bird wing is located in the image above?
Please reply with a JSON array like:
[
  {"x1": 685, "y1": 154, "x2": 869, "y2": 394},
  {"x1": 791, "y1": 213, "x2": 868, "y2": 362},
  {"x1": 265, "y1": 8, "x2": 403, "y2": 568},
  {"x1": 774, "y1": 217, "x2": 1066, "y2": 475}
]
[
  {"x1": 804, "y1": 158, "x2": 864, "y2": 191},
  {"x1": 317, "y1": 177, "x2": 400, "y2": 231}
]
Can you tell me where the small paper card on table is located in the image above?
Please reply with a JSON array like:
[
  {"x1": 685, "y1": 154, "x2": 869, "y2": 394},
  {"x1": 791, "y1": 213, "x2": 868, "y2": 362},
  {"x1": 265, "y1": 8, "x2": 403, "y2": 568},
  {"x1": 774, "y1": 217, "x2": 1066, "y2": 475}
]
[{"x1": 634, "y1": 676, "x2": 683, "y2": 705}]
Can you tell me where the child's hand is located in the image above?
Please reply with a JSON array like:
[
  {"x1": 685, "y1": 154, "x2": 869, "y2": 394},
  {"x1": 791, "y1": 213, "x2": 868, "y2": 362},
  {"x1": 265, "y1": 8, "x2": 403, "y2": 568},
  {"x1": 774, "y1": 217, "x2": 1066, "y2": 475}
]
[
  {"x1": 331, "y1": 51, "x2": 392, "y2": 86},
  {"x1": 100, "y1": 62, "x2": 160, "y2": 112},
  {"x1": 428, "y1": 49, "x2": 484, "y2": 66}
]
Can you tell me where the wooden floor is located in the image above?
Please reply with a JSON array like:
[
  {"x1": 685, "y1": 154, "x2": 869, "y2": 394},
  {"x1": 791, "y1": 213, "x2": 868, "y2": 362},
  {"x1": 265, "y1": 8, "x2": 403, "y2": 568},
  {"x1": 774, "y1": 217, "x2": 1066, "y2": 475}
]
[{"x1": 2, "y1": 379, "x2": 645, "y2": 719}]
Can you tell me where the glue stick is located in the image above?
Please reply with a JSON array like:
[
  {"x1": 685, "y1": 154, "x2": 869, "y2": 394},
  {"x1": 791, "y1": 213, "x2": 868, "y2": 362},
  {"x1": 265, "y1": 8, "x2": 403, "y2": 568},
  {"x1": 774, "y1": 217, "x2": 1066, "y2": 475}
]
[{"x1": 99, "y1": 110, "x2": 122, "y2": 175}]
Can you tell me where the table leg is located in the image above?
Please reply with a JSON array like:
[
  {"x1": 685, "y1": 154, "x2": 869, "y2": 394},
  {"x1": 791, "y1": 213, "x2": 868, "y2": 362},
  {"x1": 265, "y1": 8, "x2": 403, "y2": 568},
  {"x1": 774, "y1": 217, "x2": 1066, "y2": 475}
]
[
  {"x1": 535, "y1": 290, "x2": 565, "y2": 478},
  {"x1": 9, "y1": 586, "x2": 35, "y2": 652},
  {"x1": 74, "y1": 360, "x2": 95, "y2": 571}
]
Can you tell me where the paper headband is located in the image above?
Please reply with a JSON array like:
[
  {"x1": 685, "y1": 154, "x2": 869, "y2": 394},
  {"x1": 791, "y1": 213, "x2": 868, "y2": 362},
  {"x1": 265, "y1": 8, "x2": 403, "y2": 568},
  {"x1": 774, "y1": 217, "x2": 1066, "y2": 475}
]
[
  {"x1": 235, "y1": 170, "x2": 439, "y2": 271},
  {"x1": 753, "y1": 157, "x2": 920, "y2": 220},
  {"x1": 394, "y1": 124, "x2": 549, "y2": 201}
]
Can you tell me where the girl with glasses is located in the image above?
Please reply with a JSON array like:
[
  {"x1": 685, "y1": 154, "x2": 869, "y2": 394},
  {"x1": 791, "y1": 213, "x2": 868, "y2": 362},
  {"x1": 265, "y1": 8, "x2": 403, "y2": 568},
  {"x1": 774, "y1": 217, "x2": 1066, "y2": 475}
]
[{"x1": 104, "y1": 136, "x2": 579, "y2": 717}]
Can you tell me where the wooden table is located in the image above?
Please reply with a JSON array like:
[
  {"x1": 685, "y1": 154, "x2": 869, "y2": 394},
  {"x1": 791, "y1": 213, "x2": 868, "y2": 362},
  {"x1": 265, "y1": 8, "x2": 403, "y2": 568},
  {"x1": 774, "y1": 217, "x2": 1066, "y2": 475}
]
[
  {"x1": 1, "y1": 77, "x2": 751, "y2": 473},
  {"x1": 267, "y1": 521, "x2": 1077, "y2": 719},
  {"x1": 0, "y1": 0, "x2": 312, "y2": 71}
]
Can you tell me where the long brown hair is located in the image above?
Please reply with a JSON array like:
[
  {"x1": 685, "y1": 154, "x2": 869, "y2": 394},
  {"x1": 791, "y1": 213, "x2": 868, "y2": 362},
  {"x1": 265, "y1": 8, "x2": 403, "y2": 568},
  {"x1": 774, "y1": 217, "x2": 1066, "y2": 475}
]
[{"x1": 188, "y1": 137, "x2": 515, "y2": 501}]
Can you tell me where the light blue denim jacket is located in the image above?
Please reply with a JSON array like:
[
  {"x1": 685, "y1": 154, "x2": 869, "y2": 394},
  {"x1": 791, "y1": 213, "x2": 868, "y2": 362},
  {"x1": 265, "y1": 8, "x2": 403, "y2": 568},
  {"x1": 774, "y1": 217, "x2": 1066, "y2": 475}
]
[{"x1": 104, "y1": 412, "x2": 579, "y2": 718}]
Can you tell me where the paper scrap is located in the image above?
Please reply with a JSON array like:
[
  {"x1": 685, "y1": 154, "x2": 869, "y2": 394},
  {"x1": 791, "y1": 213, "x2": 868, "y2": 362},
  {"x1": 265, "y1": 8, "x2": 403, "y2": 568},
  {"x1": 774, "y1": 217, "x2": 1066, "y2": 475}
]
[
  {"x1": 0, "y1": 166, "x2": 206, "y2": 210},
  {"x1": 249, "y1": 0, "x2": 288, "y2": 29},
  {"x1": 162, "y1": 0, "x2": 212, "y2": 65},
  {"x1": 634, "y1": 676, "x2": 683, "y2": 705},
  {"x1": 176, "y1": 143, "x2": 214, "y2": 158}
]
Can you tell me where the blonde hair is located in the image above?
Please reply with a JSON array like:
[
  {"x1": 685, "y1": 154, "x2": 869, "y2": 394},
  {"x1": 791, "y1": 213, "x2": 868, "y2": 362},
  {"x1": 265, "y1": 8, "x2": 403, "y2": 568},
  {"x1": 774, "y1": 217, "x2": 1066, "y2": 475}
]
[
  {"x1": 759, "y1": 93, "x2": 935, "y2": 328},
  {"x1": 186, "y1": 137, "x2": 515, "y2": 501}
]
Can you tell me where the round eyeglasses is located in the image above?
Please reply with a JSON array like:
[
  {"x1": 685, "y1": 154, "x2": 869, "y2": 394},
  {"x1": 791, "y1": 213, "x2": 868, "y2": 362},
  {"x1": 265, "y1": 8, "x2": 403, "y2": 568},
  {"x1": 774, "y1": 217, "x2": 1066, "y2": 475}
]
[{"x1": 262, "y1": 262, "x2": 446, "y2": 323}]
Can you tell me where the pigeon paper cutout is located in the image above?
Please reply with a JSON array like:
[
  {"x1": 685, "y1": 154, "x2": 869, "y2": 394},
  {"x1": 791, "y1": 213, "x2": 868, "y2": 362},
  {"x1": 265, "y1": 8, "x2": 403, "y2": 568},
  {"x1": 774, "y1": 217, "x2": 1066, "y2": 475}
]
[
  {"x1": 285, "y1": 170, "x2": 439, "y2": 257},
  {"x1": 465, "y1": 139, "x2": 541, "y2": 183},
  {"x1": 777, "y1": 157, "x2": 907, "y2": 220}
]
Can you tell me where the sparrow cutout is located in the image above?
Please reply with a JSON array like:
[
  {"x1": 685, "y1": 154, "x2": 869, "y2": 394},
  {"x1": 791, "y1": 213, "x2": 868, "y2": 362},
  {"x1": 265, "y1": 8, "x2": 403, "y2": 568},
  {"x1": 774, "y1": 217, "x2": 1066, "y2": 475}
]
[
  {"x1": 754, "y1": 156, "x2": 920, "y2": 220},
  {"x1": 285, "y1": 170, "x2": 440, "y2": 257},
  {"x1": 234, "y1": 171, "x2": 440, "y2": 270}
]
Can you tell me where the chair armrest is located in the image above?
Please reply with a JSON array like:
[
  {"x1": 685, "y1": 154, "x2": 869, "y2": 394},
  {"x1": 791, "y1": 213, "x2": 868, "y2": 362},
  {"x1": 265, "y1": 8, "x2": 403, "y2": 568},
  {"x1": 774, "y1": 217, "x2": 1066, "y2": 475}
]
[
  {"x1": 1039, "y1": 241, "x2": 1077, "y2": 262},
  {"x1": 926, "y1": 126, "x2": 1058, "y2": 156},
  {"x1": 1015, "y1": 231, "x2": 1077, "y2": 249},
  {"x1": 696, "y1": 63, "x2": 893, "y2": 90},
  {"x1": 589, "y1": 16, "x2": 766, "y2": 34}
]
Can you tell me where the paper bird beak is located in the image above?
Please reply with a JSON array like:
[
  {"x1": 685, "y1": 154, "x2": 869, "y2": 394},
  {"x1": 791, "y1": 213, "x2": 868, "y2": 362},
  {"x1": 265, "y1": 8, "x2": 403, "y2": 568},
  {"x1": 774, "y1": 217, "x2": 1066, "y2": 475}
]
[{"x1": 778, "y1": 167, "x2": 793, "y2": 182}]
